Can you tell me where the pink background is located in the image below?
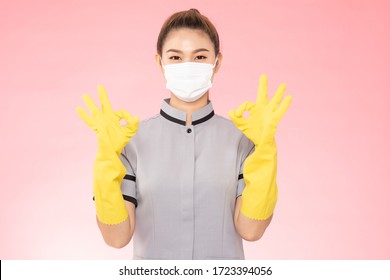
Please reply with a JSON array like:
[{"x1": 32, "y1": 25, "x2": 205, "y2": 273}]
[{"x1": 1, "y1": 0, "x2": 389, "y2": 259}]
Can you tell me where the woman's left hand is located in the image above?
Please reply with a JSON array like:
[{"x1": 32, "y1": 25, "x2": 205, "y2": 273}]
[{"x1": 229, "y1": 74, "x2": 292, "y2": 147}]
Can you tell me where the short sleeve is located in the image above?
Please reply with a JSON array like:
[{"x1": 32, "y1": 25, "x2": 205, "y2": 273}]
[
  {"x1": 236, "y1": 134, "x2": 255, "y2": 197},
  {"x1": 120, "y1": 141, "x2": 138, "y2": 207}
]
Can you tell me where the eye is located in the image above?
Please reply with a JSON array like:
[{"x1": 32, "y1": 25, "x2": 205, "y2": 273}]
[
  {"x1": 169, "y1": 56, "x2": 181, "y2": 61},
  {"x1": 195, "y1": 55, "x2": 207, "y2": 60}
]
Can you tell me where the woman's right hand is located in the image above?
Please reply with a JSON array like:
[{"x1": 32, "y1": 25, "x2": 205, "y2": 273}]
[
  {"x1": 76, "y1": 85, "x2": 139, "y2": 225},
  {"x1": 76, "y1": 85, "x2": 139, "y2": 155}
]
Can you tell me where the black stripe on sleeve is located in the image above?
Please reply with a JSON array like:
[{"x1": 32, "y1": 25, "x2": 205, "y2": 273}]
[
  {"x1": 124, "y1": 174, "x2": 136, "y2": 182},
  {"x1": 238, "y1": 174, "x2": 244, "y2": 180},
  {"x1": 123, "y1": 195, "x2": 138, "y2": 208},
  {"x1": 93, "y1": 195, "x2": 138, "y2": 208}
]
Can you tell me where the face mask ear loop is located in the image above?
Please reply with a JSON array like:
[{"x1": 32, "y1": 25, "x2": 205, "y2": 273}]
[
  {"x1": 160, "y1": 56, "x2": 166, "y2": 69},
  {"x1": 212, "y1": 56, "x2": 219, "y2": 69}
]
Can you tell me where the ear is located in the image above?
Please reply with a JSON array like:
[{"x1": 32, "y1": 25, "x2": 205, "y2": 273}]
[
  {"x1": 155, "y1": 53, "x2": 164, "y2": 74},
  {"x1": 211, "y1": 52, "x2": 223, "y2": 83},
  {"x1": 213, "y1": 52, "x2": 223, "y2": 74}
]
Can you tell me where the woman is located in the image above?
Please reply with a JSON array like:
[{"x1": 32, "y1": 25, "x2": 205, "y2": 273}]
[{"x1": 77, "y1": 8, "x2": 291, "y2": 259}]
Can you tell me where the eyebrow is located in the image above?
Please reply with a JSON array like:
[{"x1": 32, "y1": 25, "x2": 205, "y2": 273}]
[{"x1": 166, "y1": 48, "x2": 210, "y2": 53}]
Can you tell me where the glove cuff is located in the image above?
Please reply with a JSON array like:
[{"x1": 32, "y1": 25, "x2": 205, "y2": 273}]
[
  {"x1": 241, "y1": 184, "x2": 278, "y2": 220},
  {"x1": 93, "y1": 149, "x2": 128, "y2": 225},
  {"x1": 240, "y1": 143, "x2": 278, "y2": 220}
]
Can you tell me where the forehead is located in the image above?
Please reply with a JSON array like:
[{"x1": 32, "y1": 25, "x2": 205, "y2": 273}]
[{"x1": 163, "y1": 28, "x2": 213, "y2": 52}]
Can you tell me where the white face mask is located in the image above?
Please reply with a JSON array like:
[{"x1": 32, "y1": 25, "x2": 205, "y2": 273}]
[{"x1": 162, "y1": 58, "x2": 218, "y2": 102}]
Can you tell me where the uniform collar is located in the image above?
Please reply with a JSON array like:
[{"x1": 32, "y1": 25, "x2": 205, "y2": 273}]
[{"x1": 160, "y1": 99, "x2": 215, "y2": 126}]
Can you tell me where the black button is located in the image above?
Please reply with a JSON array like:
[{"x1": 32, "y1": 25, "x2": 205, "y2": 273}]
[{"x1": 187, "y1": 128, "x2": 192, "y2": 133}]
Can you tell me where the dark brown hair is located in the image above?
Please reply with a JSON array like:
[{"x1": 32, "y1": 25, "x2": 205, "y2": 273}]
[{"x1": 156, "y1": 8, "x2": 220, "y2": 57}]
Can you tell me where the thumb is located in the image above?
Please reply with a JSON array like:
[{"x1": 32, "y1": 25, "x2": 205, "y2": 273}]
[
  {"x1": 229, "y1": 101, "x2": 254, "y2": 128},
  {"x1": 116, "y1": 110, "x2": 140, "y2": 135}
]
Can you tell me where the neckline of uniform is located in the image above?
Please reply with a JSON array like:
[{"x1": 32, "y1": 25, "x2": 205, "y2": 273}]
[{"x1": 160, "y1": 99, "x2": 215, "y2": 126}]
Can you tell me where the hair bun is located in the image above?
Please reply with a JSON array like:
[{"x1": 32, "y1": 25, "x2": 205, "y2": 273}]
[{"x1": 189, "y1": 8, "x2": 200, "y2": 14}]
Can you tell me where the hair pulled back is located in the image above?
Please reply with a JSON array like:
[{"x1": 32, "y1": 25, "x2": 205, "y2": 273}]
[{"x1": 157, "y1": 8, "x2": 220, "y2": 57}]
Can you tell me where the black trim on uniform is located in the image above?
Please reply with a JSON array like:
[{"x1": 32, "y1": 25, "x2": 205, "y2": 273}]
[
  {"x1": 192, "y1": 110, "x2": 215, "y2": 125},
  {"x1": 93, "y1": 195, "x2": 138, "y2": 208},
  {"x1": 160, "y1": 109, "x2": 215, "y2": 126},
  {"x1": 160, "y1": 109, "x2": 186, "y2": 126},
  {"x1": 238, "y1": 174, "x2": 244, "y2": 180},
  {"x1": 124, "y1": 174, "x2": 136, "y2": 182},
  {"x1": 123, "y1": 195, "x2": 138, "y2": 208}
]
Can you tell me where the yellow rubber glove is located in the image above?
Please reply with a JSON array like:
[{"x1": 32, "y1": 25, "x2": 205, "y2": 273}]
[
  {"x1": 76, "y1": 85, "x2": 139, "y2": 224},
  {"x1": 229, "y1": 74, "x2": 292, "y2": 220}
]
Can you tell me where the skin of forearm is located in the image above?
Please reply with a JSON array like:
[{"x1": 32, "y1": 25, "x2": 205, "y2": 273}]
[
  {"x1": 96, "y1": 202, "x2": 136, "y2": 248},
  {"x1": 234, "y1": 197, "x2": 273, "y2": 241}
]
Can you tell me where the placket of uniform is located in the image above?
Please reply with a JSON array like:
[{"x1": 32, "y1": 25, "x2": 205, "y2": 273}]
[{"x1": 180, "y1": 123, "x2": 195, "y2": 259}]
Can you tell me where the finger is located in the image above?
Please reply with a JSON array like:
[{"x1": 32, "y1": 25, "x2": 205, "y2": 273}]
[
  {"x1": 270, "y1": 83, "x2": 287, "y2": 111},
  {"x1": 76, "y1": 106, "x2": 95, "y2": 129},
  {"x1": 229, "y1": 110, "x2": 246, "y2": 128},
  {"x1": 116, "y1": 110, "x2": 140, "y2": 133},
  {"x1": 228, "y1": 102, "x2": 254, "y2": 127},
  {"x1": 232, "y1": 101, "x2": 255, "y2": 117},
  {"x1": 98, "y1": 84, "x2": 113, "y2": 113},
  {"x1": 274, "y1": 95, "x2": 292, "y2": 123},
  {"x1": 82, "y1": 94, "x2": 100, "y2": 115},
  {"x1": 256, "y1": 74, "x2": 268, "y2": 107}
]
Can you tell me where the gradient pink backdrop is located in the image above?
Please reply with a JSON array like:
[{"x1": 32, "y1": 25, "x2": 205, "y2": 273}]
[{"x1": 1, "y1": 0, "x2": 389, "y2": 259}]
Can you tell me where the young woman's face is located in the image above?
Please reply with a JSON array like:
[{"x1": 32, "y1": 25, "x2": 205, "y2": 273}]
[{"x1": 160, "y1": 28, "x2": 219, "y2": 66}]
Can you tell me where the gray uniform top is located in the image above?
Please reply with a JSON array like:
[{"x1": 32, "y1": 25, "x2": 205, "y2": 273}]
[{"x1": 120, "y1": 99, "x2": 254, "y2": 260}]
